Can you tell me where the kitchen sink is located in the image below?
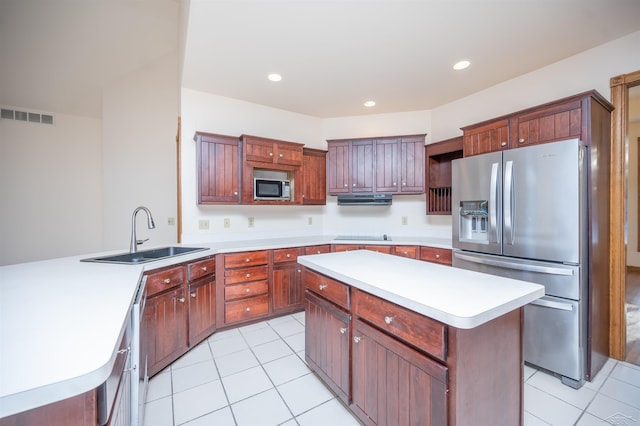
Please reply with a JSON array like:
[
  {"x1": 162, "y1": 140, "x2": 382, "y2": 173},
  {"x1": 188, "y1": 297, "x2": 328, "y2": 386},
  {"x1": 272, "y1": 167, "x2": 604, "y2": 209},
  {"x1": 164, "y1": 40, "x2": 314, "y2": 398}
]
[{"x1": 81, "y1": 246, "x2": 208, "y2": 264}]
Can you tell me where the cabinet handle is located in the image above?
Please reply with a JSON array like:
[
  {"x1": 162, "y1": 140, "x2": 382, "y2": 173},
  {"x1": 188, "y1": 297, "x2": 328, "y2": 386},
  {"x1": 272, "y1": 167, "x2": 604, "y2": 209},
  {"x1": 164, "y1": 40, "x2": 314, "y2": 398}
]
[
  {"x1": 352, "y1": 183, "x2": 356, "y2": 187},
  {"x1": 246, "y1": 307, "x2": 251, "y2": 312},
  {"x1": 191, "y1": 293, "x2": 196, "y2": 298},
  {"x1": 269, "y1": 152, "x2": 273, "y2": 157},
  {"x1": 519, "y1": 138, "x2": 525, "y2": 143},
  {"x1": 279, "y1": 153, "x2": 283, "y2": 157},
  {"x1": 233, "y1": 191, "x2": 238, "y2": 195},
  {"x1": 344, "y1": 183, "x2": 348, "y2": 187},
  {"x1": 201, "y1": 266, "x2": 207, "y2": 272},
  {"x1": 178, "y1": 297, "x2": 185, "y2": 303},
  {"x1": 501, "y1": 141, "x2": 507, "y2": 147},
  {"x1": 246, "y1": 258, "x2": 251, "y2": 262},
  {"x1": 117, "y1": 347, "x2": 129, "y2": 355},
  {"x1": 164, "y1": 278, "x2": 171, "y2": 284},
  {"x1": 246, "y1": 273, "x2": 251, "y2": 278},
  {"x1": 245, "y1": 288, "x2": 251, "y2": 293},
  {"x1": 286, "y1": 253, "x2": 291, "y2": 258},
  {"x1": 384, "y1": 315, "x2": 393, "y2": 324},
  {"x1": 319, "y1": 284, "x2": 328, "y2": 291},
  {"x1": 340, "y1": 327, "x2": 347, "y2": 334},
  {"x1": 435, "y1": 254, "x2": 440, "y2": 259},
  {"x1": 297, "y1": 269, "x2": 301, "y2": 273},
  {"x1": 353, "y1": 336, "x2": 361, "y2": 343}
]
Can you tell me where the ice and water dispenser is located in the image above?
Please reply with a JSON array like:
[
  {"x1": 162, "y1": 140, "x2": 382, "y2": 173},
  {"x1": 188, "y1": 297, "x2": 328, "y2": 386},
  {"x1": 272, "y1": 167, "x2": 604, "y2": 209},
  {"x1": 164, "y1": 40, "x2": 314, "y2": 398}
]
[{"x1": 458, "y1": 200, "x2": 489, "y2": 242}]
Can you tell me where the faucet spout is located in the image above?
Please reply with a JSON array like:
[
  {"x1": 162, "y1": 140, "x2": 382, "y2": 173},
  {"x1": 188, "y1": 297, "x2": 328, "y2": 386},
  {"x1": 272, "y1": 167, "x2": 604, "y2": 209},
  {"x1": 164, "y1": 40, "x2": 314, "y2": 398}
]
[{"x1": 130, "y1": 206, "x2": 156, "y2": 253}]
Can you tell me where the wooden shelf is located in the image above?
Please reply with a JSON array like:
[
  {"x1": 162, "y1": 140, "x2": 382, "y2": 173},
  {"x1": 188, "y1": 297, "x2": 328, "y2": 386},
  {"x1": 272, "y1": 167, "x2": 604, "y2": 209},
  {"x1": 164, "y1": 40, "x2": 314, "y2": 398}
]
[{"x1": 425, "y1": 137, "x2": 463, "y2": 215}]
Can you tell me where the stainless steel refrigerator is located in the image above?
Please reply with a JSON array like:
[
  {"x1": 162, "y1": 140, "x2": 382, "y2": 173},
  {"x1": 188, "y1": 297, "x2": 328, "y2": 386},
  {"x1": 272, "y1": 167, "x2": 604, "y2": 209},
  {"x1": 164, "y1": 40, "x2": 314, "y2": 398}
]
[{"x1": 452, "y1": 138, "x2": 607, "y2": 388}]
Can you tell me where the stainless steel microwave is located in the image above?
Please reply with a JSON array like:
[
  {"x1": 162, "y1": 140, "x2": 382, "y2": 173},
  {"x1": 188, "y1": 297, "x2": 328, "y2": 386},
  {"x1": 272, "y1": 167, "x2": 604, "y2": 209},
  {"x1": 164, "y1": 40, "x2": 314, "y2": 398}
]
[{"x1": 254, "y1": 178, "x2": 291, "y2": 201}]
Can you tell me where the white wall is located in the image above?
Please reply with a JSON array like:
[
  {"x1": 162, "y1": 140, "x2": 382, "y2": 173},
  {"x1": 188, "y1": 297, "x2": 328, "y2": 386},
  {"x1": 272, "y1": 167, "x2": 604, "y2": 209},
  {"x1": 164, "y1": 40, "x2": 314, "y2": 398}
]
[
  {"x1": 102, "y1": 52, "x2": 181, "y2": 251},
  {"x1": 0, "y1": 112, "x2": 103, "y2": 265}
]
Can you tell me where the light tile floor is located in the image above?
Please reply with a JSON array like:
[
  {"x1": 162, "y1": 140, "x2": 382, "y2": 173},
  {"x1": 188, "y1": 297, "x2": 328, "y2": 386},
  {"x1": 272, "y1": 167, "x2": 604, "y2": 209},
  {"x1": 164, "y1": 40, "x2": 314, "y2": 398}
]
[{"x1": 144, "y1": 312, "x2": 640, "y2": 426}]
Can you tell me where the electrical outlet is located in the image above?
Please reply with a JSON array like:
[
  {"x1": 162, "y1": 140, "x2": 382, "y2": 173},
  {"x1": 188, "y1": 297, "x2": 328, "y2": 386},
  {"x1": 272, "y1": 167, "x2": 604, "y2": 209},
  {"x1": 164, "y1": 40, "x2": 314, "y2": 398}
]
[
  {"x1": 224, "y1": 218, "x2": 230, "y2": 228},
  {"x1": 199, "y1": 219, "x2": 210, "y2": 230},
  {"x1": 167, "y1": 217, "x2": 176, "y2": 226},
  {"x1": 307, "y1": 217, "x2": 313, "y2": 225},
  {"x1": 402, "y1": 216, "x2": 408, "y2": 225},
  {"x1": 248, "y1": 217, "x2": 254, "y2": 228}
]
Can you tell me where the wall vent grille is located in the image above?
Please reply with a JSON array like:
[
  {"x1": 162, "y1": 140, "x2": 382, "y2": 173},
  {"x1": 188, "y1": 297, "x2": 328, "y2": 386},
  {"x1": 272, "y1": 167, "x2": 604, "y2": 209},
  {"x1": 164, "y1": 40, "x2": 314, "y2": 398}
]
[{"x1": 1, "y1": 108, "x2": 55, "y2": 125}]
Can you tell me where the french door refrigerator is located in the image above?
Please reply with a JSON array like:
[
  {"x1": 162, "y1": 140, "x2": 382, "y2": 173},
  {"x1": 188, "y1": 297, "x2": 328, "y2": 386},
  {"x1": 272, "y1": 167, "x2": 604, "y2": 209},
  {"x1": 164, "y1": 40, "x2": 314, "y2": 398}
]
[{"x1": 452, "y1": 138, "x2": 606, "y2": 388}]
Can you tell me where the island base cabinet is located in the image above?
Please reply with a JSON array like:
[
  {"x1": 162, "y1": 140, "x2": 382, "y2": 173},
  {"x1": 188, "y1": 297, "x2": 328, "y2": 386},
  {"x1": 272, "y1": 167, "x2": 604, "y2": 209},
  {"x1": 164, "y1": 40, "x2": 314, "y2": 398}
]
[
  {"x1": 304, "y1": 290, "x2": 351, "y2": 404},
  {"x1": 0, "y1": 390, "x2": 98, "y2": 426},
  {"x1": 351, "y1": 319, "x2": 448, "y2": 426}
]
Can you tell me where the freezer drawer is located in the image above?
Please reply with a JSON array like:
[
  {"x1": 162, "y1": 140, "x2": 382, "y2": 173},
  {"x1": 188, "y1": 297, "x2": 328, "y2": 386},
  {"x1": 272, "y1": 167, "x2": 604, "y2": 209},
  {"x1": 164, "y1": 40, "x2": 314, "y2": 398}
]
[
  {"x1": 452, "y1": 251, "x2": 582, "y2": 300},
  {"x1": 524, "y1": 295, "x2": 584, "y2": 386}
]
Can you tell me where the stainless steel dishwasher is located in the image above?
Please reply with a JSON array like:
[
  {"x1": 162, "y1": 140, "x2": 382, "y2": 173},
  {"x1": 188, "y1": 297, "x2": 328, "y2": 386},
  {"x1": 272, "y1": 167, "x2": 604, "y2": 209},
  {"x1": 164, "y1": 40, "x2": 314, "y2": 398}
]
[{"x1": 131, "y1": 275, "x2": 148, "y2": 426}]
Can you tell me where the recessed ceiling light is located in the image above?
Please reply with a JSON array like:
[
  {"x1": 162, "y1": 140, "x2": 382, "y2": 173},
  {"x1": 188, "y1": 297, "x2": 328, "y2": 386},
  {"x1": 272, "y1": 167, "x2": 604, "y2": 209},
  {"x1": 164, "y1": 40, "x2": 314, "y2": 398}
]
[
  {"x1": 364, "y1": 100, "x2": 376, "y2": 107},
  {"x1": 267, "y1": 73, "x2": 282, "y2": 82},
  {"x1": 453, "y1": 60, "x2": 471, "y2": 71}
]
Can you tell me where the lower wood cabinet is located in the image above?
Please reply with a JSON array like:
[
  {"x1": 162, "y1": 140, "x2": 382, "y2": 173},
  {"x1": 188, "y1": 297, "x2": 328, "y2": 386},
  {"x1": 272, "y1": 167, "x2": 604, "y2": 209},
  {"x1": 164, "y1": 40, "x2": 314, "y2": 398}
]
[
  {"x1": 352, "y1": 319, "x2": 447, "y2": 426},
  {"x1": 304, "y1": 289, "x2": 351, "y2": 404},
  {"x1": 143, "y1": 286, "x2": 189, "y2": 377},
  {"x1": 188, "y1": 276, "x2": 216, "y2": 347}
]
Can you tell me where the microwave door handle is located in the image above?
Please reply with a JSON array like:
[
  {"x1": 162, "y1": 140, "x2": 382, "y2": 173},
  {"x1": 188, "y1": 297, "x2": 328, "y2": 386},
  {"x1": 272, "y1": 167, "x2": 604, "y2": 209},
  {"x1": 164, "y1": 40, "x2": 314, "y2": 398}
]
[
  {"x1": 504, "y1": 160, "x2": 514, "y2": 245},
  {"x1": 489, "y1": 162, "x2": 500, "y2": 244}
]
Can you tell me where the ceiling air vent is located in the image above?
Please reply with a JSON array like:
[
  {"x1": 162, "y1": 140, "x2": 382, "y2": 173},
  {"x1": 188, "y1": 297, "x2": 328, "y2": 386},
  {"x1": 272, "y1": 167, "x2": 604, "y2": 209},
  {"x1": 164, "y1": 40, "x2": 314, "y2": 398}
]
[{"x1": 0, "y1": 107, "x2": 55, "y2": 125}]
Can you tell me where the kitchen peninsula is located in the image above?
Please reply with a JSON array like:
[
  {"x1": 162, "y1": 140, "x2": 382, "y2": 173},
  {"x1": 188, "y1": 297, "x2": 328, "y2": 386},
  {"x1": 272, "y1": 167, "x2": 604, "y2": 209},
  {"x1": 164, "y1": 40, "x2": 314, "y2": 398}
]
[{"x1": 298, "y1": 250, "x2": 544, "y2": 425}]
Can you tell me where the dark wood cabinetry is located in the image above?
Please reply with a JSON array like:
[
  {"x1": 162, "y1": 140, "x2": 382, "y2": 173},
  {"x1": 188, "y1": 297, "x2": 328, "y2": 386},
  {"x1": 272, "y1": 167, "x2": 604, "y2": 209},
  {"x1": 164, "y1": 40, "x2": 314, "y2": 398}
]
[
  {"x1": 327, "y1": 134, "x2": 425, "y2": 196},
  {"x1": 242, "y1": 134, "x2": 304, "y2": 166},
  {"x1": 0, "y1": 390, "x2": 98, "y2": 426},
  {"x1": 301, "y1": 148, "x2": 327, "y2": 205},
  {"x1": 217, "y1": 250, "x2": 271, "y2": 327},
  {"x1": 194, "y1": 132, "x2": 241, "y2": 204},
  {"x1": 419, "y1": 246, "x2": 452, "y2": 266},
  {"x1": 425, "y1": 137, "x2": 463, "y2": 215},
  {"x1": 272, "y1": 247, "x2": 305, "y2": 314},
  {"x1": 187, "y1": 257, "x2": 217, "y2": 346},
  {"x1": 462, "y1": 118, "x2": 509, "y2": 156}
]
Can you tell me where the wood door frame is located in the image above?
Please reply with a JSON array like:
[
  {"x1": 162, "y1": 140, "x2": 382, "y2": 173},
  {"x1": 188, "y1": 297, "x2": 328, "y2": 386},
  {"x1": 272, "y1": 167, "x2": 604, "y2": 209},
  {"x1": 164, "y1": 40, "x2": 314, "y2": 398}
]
[{"x1": 610, "y1": 70, "x2": 640, "y2": 359}]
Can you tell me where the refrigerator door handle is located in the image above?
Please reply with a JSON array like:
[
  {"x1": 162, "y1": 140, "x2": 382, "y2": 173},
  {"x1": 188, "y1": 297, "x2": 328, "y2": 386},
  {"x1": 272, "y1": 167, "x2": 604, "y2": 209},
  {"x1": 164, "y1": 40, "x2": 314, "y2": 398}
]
[
  {"x1": 454, "y1": 252, "x2": 574, "y2": 276},
  {"x1": 529, "y1": 298, "x2": 574, "y2": 311},
  {"x1": 504, "y1": 160, "x2": 514, "y2": 245},
  {"x1": 490, "y1": 162, "x2": 500, "y2": 243}
]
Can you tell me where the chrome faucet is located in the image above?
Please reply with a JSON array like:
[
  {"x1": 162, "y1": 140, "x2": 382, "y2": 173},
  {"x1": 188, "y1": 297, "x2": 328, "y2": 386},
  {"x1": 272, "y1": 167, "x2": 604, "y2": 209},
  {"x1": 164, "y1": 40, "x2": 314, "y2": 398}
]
[{"x1": 130, "y1": 206, "x2": 156, "y2": 253}]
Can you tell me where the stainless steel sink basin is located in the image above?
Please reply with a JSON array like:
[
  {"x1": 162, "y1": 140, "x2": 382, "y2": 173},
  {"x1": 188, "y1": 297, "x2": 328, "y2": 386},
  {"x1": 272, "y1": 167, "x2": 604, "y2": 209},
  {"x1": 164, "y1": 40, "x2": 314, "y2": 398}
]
[{"x1": 81, "y1": 246, "x2": 208, "y2": 264}]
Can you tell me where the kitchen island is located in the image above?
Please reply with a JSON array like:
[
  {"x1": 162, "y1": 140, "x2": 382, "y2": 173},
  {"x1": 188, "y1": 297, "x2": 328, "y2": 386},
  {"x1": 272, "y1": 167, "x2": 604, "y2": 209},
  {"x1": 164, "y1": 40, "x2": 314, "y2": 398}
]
[{"x1": 298, "y1": 250, "x2": 544, "y2": 426}]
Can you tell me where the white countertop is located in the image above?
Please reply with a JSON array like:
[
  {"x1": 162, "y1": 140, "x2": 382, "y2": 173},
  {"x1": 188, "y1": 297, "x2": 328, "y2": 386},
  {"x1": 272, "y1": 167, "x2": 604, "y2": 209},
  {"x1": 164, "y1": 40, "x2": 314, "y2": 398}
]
[
  {"x1": 0, "y1": 235, "x2": 450, "y2": 418},
  {"x1": 298, "y1": 250, "x2": 545, "y2": 329}
]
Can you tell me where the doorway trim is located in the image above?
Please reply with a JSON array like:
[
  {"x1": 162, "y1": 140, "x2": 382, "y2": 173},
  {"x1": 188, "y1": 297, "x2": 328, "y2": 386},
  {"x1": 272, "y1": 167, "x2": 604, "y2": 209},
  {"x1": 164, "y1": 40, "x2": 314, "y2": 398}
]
[{"x1": 610, "y1": 69, "x2": 640, "y2": 359}]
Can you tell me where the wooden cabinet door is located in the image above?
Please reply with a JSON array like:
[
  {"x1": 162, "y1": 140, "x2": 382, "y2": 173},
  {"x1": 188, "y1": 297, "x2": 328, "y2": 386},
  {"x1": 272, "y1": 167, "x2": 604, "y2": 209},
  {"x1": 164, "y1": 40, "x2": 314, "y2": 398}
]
[
  {"x1": 304, "y1": 290, "x2": 351, "y2": 403},
  {"x1": 195, "y1": 132, "x2": 240, "y2": 204},
  {"x1": 351, "y1": 140, "x2": 374, "y2": 192},
  {"x1": 462, "y1": 119, "x2": 509, "y2": 156},
  {"x1": 327, "y1": 141, "x2": 351, "y2": 194},
  {"x1": 143, "y1": 287, "x2": 188, "y2": 376},
  {"x1": 511, "y1": 98, "x2": 582, "y2": 148},
  {"x1": 188, "y1": 277, "x2": 216, "y2": 347},
  {"x1": 276, "y1": 142, "x2": 304, "y2": 166},
  {"x1": 272, "y1": 262, "x2": 304, "y2": 314},
  {"x1": 302, "y1": 148, "x2": 327, "y2": 205},
  {"x1": 399, "y1": 136, "x2": 425, "y2": 193},
  {"x1": 351, "y1": 319, "x2": 448, "y2": 426},
  {"x1": 374, "y1": 138, "x2": 399, "y2": 193}
]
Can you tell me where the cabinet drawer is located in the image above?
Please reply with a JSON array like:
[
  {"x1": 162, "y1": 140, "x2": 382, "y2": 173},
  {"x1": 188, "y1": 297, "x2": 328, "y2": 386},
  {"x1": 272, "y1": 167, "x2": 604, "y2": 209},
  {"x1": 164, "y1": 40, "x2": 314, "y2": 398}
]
[
  {"x1": 224, "y1": 250, "x2": 268, "y2": 268},
  {"x1": 146, "y1": 266, "x2": 185, "y2": 296},
  {"x1": 352, "y1": 288, "x2": 447, "y2": 362},
  {"x1": 188, "y1": 257, "x2": 216, "y2": 281},
  {"x1": 332, "y1": 244, "x2": 361, "y2": 252},
  {"x1": 224, "y1": 265, "x2": 268, "y2": 284},
  {"x1": 304, "y1": 268, "x2": 349, "y2": 310},
  {"x1": 304, "y1": 245, "x2": 331, "y2": 255},
  {"x1": 363, "y1": 245, "x2": 392, "y2": 254},
  {"x1": 419, "y1": 246, "x2": 452, "y2": 265},
  {"x1": 224, "y1": 280, "x2": 269, "y2": 301},
  {"x1": 273, "y1": 247, "x2": 304, "y2": 264},
  {"x1": 225, "y1": 295, "x2": 269, "y2": 323},
  {"x1": 393, "y1": 245, "x2": 418, "y2": 259}
]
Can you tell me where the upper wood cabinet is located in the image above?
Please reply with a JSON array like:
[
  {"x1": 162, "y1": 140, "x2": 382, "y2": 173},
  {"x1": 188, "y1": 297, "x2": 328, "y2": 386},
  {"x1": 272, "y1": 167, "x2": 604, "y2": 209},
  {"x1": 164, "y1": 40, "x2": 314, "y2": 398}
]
[
  {"x1": 461, "y1": 90, "x2": 611, "y2": 157},
  {"x1": 194, "y1": 132, "x2": 241, "y2": 204},
  {"x1": 242, "y1": 134, "x2": 304, "y2": 166},
  {"x1": 327, "y1": 134, "x2": 425, "y2": 195},
  {"x1": 301, "y1": 148, "x2": 327, "y2": 205}
]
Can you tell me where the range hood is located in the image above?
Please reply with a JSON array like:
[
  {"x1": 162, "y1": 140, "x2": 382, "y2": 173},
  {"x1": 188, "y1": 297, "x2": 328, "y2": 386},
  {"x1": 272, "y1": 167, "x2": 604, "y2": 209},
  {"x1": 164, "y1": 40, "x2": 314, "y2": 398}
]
[{"x1": 336, "y1": 193, "x2": 392, "y2": 206}]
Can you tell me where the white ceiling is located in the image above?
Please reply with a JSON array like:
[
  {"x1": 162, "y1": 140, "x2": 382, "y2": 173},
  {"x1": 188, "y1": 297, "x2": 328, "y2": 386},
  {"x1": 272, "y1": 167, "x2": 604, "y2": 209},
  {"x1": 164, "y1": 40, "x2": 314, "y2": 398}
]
[{"x1": 2, "y1": 0, "x2": 640, "y2": 119}]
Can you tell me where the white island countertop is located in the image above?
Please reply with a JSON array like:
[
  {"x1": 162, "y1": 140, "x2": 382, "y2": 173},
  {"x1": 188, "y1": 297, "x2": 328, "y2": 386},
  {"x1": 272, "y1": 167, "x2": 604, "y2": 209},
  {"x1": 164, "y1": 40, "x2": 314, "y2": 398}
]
[
  {"x1": 0, "y1": 234, "x2": 451, "y2": 418},
  {"x1": 298, "y1": 250, "x2": 545, "y2": 329}
]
